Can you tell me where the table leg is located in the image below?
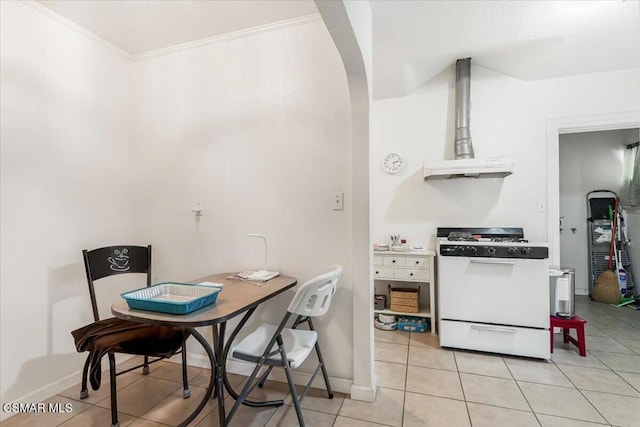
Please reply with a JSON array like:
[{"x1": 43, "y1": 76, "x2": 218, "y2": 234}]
[
  {"x1": 212, "y1": 323, "x2": 227, "y2": 427},
  {"x1": 178, "y1": 328, "x2": 215, "y2": 427},
  {"x1": 222, "y1": 309, "x2": 285, "y2": 409}
]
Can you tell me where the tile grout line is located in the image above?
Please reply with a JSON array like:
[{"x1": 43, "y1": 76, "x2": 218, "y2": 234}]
[
  {"x1": 452, "y1": 351, "x2": 473, "y2": 426},
  {"x1": 533, "y1": 412, "x2": 611, "y2": 426},
  {"x1": 584, "y1": 327, "x2": 638, "y2": 355},
  {"x1": 330, "y1": 386, "x2": 347, "y2": 427},
  {"x1": 400, "y1": 336, "x2": 410, "y2": 427},
  {"x1": 502, "y1": 358, "x2": 543, "y2": 427},
  {"x1": 551, "y1": 354, "x2": 614, "y2": 425},
  {"x1": 53, "y1": 394, "x2": 91, "y2": 427}
]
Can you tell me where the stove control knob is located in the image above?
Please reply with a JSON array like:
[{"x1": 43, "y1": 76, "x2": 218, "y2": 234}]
[
  {"x1": 521, "y1": 247, "x2": 532, "y2": 255},
  {"x1": 469, "y1": 246, "x2": 478, "y2": 253},
  {"x1": 507, "y1": 247, "x2": 518, "y2": 254},
  {"x1": 487, "y1": 247, "x2": 496, "y2": 255},
  {"x1": 456, "y1": 246, "x2": 465, "y2": 252}
]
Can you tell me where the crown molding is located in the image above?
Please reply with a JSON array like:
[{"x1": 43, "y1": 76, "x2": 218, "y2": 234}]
[
  {"x1": 22, "y1": 2, "x2": 322, "y2": 63},
  {"x1": 22, "y1": 1, "x2": 133, "y2": 60},
  {"x1": 132, "y1": 13, "x2": 322, "y2": 61}
]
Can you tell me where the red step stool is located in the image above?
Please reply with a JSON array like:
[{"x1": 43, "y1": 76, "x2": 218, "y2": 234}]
[{"x1": 550, "y1": 315, "x2": 587, "y2": 357}]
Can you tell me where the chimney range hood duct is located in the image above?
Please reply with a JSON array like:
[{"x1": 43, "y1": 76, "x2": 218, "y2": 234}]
[
  {"x1": 424, "y1": 58, "x2": 513, "y2": 180},
  {"x1": 454, "y1": 58, "x2": 474, "y2": 160}
]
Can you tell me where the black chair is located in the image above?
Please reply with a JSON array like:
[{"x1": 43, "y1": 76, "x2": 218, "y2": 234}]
[{"x1": 76, "y1": 245, "x2": 190, "y2": 427}]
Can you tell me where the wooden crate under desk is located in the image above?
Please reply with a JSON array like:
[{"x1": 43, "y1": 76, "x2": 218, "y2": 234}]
[{"x1": 388, "y1": 285, "x2": 419, "y2": 313}]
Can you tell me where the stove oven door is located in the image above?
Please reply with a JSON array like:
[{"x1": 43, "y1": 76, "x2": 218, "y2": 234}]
[{"x1": 438, "y1": 256, "x2": 549, "y2": 329}]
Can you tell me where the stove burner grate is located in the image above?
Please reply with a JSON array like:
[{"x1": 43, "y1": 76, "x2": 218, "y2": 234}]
[
  {"x1": 490, "y1": 237, "x2": 529, "y2": 243},
  {"x1": 447, "y1": 231, "x2": 477, "y2": 242}
]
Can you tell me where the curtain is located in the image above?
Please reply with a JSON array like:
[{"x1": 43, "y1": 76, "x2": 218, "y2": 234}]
[{"x1": 623, "y1": 143, "x2": 640, "y2": 207}]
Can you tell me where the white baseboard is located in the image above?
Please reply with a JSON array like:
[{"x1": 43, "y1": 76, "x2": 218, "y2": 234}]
[
  {"x1": 0, "y1": 371, "x2": 80, "y2": 422},
  {"x1": 0, "y1": 354, "x2": 133, "y2": 422},
  {"x1": 350, "y1": 383, "x2": 377, "y2": 402},
  {"x1": 175, "y1": 352, "x2": 353, "y2": 395},
  {"x1": 1, "y1": 351, "x2": 355, "y2": 422}
]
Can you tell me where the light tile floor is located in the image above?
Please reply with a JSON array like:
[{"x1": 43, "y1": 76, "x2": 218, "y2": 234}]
[{"x1": 3, "y1": 296, "x2": 640, "y2": 426}]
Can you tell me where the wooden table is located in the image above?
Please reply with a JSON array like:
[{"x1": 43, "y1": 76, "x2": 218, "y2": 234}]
[{"x1": 112, "y1": 273, "x2": 297, "y2": 426}]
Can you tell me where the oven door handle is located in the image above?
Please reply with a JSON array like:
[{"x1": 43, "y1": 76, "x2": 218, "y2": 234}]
[
  {"x1": 470, "y1": 325, "x2": 517, "y2": 334},
  {"x1": 469, "y1": 260, "x2": 516, "y2": 265}
]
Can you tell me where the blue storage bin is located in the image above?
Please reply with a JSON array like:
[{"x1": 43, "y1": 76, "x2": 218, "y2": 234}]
[
  {"x1": 122, "y1": 282, "x2": 221, "y2": 315},
  {"x1": 396, "y1": 316, "x2": 429, "y2": 333}
]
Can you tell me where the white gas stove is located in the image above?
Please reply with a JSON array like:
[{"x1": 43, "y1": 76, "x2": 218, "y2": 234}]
[{"x1": 437, "y1": 227, "x2": 550, "y2": 359}]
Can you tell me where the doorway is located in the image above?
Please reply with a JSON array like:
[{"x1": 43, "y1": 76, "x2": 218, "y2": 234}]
[
  {"x1": 547, "y1": 112, "x2": 640, "y2": 297},
  {"x1": 558, "y1": 129, "x2": 639, "y2": 295}
]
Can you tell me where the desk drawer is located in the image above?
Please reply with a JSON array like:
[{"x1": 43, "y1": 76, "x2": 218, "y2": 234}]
[
  {"x1": 394, "y1": 268, "x2": 428, "y2": 281},
  {"x1": 406, "y1": 257, "x2": 428, "y2": 268},
  {"x1": 383, "y1": 256, "x2": 406, "y2": 267},
  {"x1": 374, "y1": 266, "x2": 394, "y2": 279}
]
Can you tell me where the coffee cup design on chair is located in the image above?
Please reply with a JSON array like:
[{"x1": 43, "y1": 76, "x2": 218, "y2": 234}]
[{"x1": 108, "y1": 248, "x2": 130, "y2": 272}]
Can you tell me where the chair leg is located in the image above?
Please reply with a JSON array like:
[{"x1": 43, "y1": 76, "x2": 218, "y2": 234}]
[
  {"x1": 80, "y1": 354, "x2": 91, "y2": 399},
  {"x1": 278, "y1": 337, "x2": 305, "y2": 427},
  {"x1": 257, "y1": 366, "x2": 274, "y2": 388},
  {"x1": 307, "y1": 318, "x2": 333, "y2": 399},
  {"x1": 108, "y1": 353, "x2": 120, "y2": 427},
  {"x1": 181, "y1": 342, "x2": 190, "y2": 398},
  {"x1": 227, "y1": 358, "x2": 266, "y2": 424},
  {"x1": 142, "y1": 355, "x2": 150, "y2": 375},
  {"x1": 314, "y1": 341, "x2": 334, "y2": 399}
]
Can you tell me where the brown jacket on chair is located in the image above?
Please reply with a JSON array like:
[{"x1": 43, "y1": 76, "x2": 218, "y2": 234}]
[{"x1": 71, "y1": 318, "x2": 186, "y2": 390}]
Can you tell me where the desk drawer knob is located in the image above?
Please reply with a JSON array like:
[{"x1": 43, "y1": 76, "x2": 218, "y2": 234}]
[
  {"x1": 415, "y1": 261, "x2": 419, "y2": 265},
  {"x1": 375, "y1": 271, "x2": 379, "y2": 274},
  {"x1": 392, "y1": 260, "x2": 396, "y2": 263},
  {"x1": 410, "y1": 273, "x2": 414, "y2": 277}
]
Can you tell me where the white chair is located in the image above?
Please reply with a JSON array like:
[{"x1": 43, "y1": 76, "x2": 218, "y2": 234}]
[{"x1": 228, "y1": 265, "x2": 342, "y2": 426}]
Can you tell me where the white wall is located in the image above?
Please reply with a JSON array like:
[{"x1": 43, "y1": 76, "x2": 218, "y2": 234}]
[
  {"x1": 1, "y1": 1, "x2": 134, "y2": 405},
  {"x1": 132, "y1": 20, "x2": 353, "y2": 380},
  {"x1": 559, "y1": 129, "x2": 638, "y2": 295},
  {"x1": 371, "y1": 67, "x2": 640, "y2": 250},
  {"x1": 1, "y1": 1, "x2": 353, "y2": 409},
  {"x1": 315, "y1": 0, "x2": 375, "y2": 401}
]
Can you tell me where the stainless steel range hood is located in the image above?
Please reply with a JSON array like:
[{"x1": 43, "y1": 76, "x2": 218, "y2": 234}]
[{"x1": 424, "y1": 58, "x2": 513, "y2": 180}]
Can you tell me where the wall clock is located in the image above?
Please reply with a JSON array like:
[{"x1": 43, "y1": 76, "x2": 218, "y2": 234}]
[{"x1": 383, "y1": 153, "x2": 404, "y2": 174}]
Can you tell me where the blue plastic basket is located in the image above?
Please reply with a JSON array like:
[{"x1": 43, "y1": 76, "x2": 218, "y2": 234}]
[{"x1": 121, "y1": 282, "x2": 221, "y2": 315}]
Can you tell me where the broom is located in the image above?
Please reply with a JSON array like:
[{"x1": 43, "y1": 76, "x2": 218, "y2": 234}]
[
  {"x1": 592, "y1": 199, "x2": 620, "y2": 303},
  {"x1": 610, "y1": 197, "x2": 633, "y2": 306},
  {"x1": 601, "y1": 199, "x2": 619, "y2": 285}
]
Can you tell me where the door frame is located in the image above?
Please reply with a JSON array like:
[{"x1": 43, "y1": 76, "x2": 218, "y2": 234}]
[{"x1": 546, "y1": 111, "x2": 640, "y2": 266}]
